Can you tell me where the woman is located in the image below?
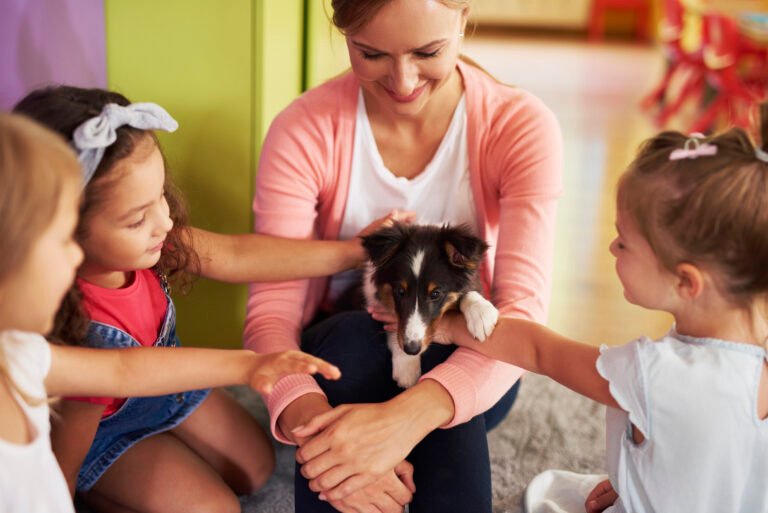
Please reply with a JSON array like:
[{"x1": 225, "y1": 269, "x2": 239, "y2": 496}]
[{"x1": 244, "y1": 1, "x2": 562, "y2": 511}]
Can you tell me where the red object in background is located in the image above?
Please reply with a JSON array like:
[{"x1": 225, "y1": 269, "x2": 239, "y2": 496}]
[
  {"x1": 690, "y1": 12, "x2": 768, "y2": 133},
  {"x1": 589, "y1": 0, "x2": 652, "y2": 41},
  {"x1": 640, "y1": 0, "x2": 707, "y2": 126}
]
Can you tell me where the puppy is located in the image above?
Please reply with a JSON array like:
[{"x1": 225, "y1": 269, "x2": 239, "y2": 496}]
[{"x1": 361, "y1": 223, "x2": 499, "y2": 388}]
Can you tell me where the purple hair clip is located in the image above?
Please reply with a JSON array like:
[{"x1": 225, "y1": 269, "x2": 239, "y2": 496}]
[{"x1": 669, "y1": 133, "x2": 718, "y2": 161}]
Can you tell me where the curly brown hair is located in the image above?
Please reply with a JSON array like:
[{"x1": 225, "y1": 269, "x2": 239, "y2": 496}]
[
  {"x1": 618, "y1": 103, "x2": 768, "y2": 306},
  {"x1": 13, "y1": 86, "x2": 200, "y2": 344}
]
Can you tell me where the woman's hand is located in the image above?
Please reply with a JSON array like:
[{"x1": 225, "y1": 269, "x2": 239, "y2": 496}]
[
  {"x1": 293, "y1": 381, "x2": 454, "y2": 500},
  {"x1": 325, "y1": 462, "x2": 415, "y2": 513},
  {"x1": 367, "y1": 303, "x2": 398, "y2": 332},
  {"x1": 585, "y1": 479, "x2": 618, "y2": 513},
  {"x1": 248, "y1": 351, "x2": 341, "y2": 395}
]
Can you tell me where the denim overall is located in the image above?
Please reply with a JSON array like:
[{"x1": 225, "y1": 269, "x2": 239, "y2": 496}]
[{"x1": 75, "y1": 275, "x2": 210, "y2": 491}]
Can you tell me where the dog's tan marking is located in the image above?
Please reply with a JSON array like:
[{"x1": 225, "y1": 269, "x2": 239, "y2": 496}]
[
  {"x1": 445, "y1": 242, "x2": 478, "y2": 269},
  {"x1": 439, "y1": 292, "x2": 461, "y2": 316},
  {"x1": 422, "y1": 293, "x2": 461, "y2": 348},
  {"x1": 379, "y1": 283, "x2": 395, "y2": 310}
]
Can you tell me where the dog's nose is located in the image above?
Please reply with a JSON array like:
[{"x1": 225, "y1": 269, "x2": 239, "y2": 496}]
[{"x1": 403, "y1": 340, "x2": 421, "y2": 355}]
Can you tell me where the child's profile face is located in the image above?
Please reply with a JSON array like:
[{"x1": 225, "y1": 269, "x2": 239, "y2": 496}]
[
  {"x1": 0, "y1": 180, "x2": 83, "y2": 334},
  {"x1": 77, "y1": 137, "x2": 173, "y2": 283},
  {"x1": 609, "y1": 209, "x2": 675, "y2": 310}
]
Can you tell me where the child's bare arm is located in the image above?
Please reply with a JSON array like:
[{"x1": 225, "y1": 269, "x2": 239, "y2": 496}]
[
  {"x1": 49, "y1": 400, "x2": 104, "y2": 496},
  {"x1": 443, "y1": 315, "x2": 618, "y2": 408},
  {"x1": 186, "y1": 210, "x2": 415, "y2": 283},
  {"x1": 188, "y1": 228, "x2": 365, "y2": 283},
  {"x1": 44, "y1": 346, "x2": 340, "y2": 399}
]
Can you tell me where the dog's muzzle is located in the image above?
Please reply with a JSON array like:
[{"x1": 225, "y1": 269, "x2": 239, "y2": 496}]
[{"x1": 403, "y1": 339, "x2": 421, "y2": 355}]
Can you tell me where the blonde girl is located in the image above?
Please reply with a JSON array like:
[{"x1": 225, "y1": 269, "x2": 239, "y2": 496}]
[
  {"x1": 0, "y1": 113, "x2": 339, "y2": 513},
  {"x1": 432, "y1": 106, "x2": 768, "y2": 512},
  {"x1": 12, "y1": 86, "x2": 386, "y2": 513}
]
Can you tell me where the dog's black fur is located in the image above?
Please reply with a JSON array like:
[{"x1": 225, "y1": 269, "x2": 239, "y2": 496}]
[{"x1": 359, "y1": 222, "x2": 498, "y2": 388}]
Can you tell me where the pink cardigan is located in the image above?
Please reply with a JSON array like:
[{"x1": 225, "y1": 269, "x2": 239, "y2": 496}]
[{"x1": 245, "y1": 60, "x2": 563, "y2": 443}]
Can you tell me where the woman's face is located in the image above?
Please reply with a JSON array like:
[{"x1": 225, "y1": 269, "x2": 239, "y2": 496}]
[{"x1": 346, "y1": 0, "x2": 467, "y2": 117}]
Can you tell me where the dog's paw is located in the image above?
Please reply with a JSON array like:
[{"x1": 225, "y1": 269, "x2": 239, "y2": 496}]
[
  {"x1": 392, "y1": 354, "x2": 421, "y2": 388},
  {"x1": 460, "y1": 291, "x2": 499, "y2": 342}
]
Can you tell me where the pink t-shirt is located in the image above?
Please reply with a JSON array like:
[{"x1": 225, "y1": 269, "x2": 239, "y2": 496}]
[
  {"x1": 245, "y1": 59, "x2": 563, "y2": 443},
  {"x1": 68, "y1": 269, "x2": 168, "y2": 416}
]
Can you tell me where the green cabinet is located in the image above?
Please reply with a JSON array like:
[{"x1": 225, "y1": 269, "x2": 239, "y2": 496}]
[{"x1": 106, "y1": 1, "x2": 304, "y2": 348}]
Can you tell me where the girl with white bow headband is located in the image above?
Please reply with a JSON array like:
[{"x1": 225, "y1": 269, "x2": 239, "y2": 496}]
[{"x1": 13, "y1": 85, "x2": 406, "y2": 512}]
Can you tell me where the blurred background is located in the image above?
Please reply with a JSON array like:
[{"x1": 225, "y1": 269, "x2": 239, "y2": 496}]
[{"x1": 2, "y1": 0, "x2": 766, "y2": 349}]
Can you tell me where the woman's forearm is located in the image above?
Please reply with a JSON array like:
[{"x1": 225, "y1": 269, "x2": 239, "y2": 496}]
[
  {"x1": 389, "y1": 379, "x2": 455, "y2": 441},
  {"x1": 188, "y1": 227, "x2": 365, "y2": 283}
]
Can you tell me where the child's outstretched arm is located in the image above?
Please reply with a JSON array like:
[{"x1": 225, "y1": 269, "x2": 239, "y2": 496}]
[
  {"x1": 442, "y1": 314, "x2": 619, "y2": 408},
  {"x1": 44, "y1": 346, "x2": 340, "y2": 398},
  {"x1": 188, "y1": 210, "x2": 415, "y2": 283}
]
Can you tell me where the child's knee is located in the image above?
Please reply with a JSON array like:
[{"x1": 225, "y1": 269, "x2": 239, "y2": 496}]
[
  {"x1": 251, "y1": 448, "x2": 276, "y2": 492},
  {"x1": 188, "y1": 489, "x2": 241, "y2": 513},
  {"x1": 231, "y1": 446, "x2": 276, "y2": 495}
]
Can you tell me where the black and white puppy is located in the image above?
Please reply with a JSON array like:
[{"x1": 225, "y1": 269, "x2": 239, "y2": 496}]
[{"x1": 361, "y1": 223, "x2": 499, "y2": 388}]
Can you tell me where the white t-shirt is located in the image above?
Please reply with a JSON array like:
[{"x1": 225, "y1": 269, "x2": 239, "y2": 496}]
[
  {"x1": 525, "y1": 329, "x2": 768, "y2": 513},
  {"x1": 599, "y1": 331, "x2": 768, "y2": 513},
  {"x1": 0, "y1": 330, "x2": 74, "y2": 513},
  {"x1": 328, "y1": 90, "x2": 477, "y2": 301}
]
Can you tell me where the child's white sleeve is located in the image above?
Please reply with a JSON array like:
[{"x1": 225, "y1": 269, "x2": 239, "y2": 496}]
[
  {"x1": 1, "y1": 330, "x2": 51, "y2": 399},
  {"x1": 596, "y1": 338, "x2": 651, "y2": 438}
]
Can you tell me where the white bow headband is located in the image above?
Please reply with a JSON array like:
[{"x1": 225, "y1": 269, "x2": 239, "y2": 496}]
[{"x1": 72, "y1": 102, "x2": 178, "y2": 185}]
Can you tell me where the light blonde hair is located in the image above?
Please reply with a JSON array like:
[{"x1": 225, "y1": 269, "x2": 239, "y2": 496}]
[
  {"x1": 331, "y1": 0, "x2": 470, "y2": 35},
  {"x1": 0, "y1": 113, "x2": 82, "y2": 404},
  {"x1": 617, "y1": 103, "x2": 768, "y2": 307}
]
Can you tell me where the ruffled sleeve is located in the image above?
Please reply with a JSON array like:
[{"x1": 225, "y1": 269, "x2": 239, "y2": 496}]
[
  {"x1": 1, "y1": 330, "x2": 51, "y2": 400},
  {"x1": 596, "y1": 338, "x2": 651, "y2": 438}
]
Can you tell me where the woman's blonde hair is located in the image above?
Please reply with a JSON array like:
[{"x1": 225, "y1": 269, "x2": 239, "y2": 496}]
[
  {"x1": 331, "y1": 0, "x2": 470, "y2": 35},
  {"x1": 0, "y1": 113, "x2": 81, "y2": 404},
  {"x1": 618, "y1": 103, "x2": 768, "y2": 306}
]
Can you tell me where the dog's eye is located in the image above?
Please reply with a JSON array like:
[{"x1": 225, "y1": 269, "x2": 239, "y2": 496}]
[
  {"x1": 395, "y1": 286, "x2": 407, "y2": 298},
  {"x1": 429, "y1": 289, "x2": 442, "y2": 301}
]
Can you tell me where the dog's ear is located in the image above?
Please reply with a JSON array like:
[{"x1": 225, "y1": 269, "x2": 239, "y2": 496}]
[
  {"x1": 361, "y1": 223, "x2": 409, "y2": 267},
  {"x1": 442, "y1": 224, "x2": 489, "y2": 269}
]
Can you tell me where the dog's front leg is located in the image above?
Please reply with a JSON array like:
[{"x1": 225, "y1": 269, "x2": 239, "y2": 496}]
[
  {"x1": 459, "y1": 291, "x2": 499, "y2": 341},
  {"x1": 388, "y1": 332, "x2": 421, "y2": 388}
]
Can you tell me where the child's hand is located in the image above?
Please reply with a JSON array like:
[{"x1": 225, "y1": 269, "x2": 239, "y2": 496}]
[
  {"x1": 357, "y1": 209, "x2": 417, "y2": 238},
  {"x1": 249, "y1": 351, "x2": 341, "y2": 395},
  {"x1": 585, "y1": 478, "x2": 618, "y2": 513}
]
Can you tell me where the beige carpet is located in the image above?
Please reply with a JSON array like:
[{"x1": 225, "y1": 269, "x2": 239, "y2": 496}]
[{"x1": 235, "y1": 373, "x2": 606, "y2": 513}]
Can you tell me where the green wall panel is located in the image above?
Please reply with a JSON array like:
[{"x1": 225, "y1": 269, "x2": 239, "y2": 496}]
[
  {"x1": 106, "y1": 0, "x2": 303, "y2": 348},
  {"x1": 304, "y1": 0, "x2": 349, "y2": 89}
]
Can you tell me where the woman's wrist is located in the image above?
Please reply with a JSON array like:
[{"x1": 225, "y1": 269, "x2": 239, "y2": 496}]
[{"x1": 387, "y1": 379, "x2": 455, "y2": 442}]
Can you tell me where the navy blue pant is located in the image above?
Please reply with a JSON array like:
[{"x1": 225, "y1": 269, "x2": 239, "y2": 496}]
[{"x1": 295, "y1": 311, "x2": 520, "y2": 513}]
